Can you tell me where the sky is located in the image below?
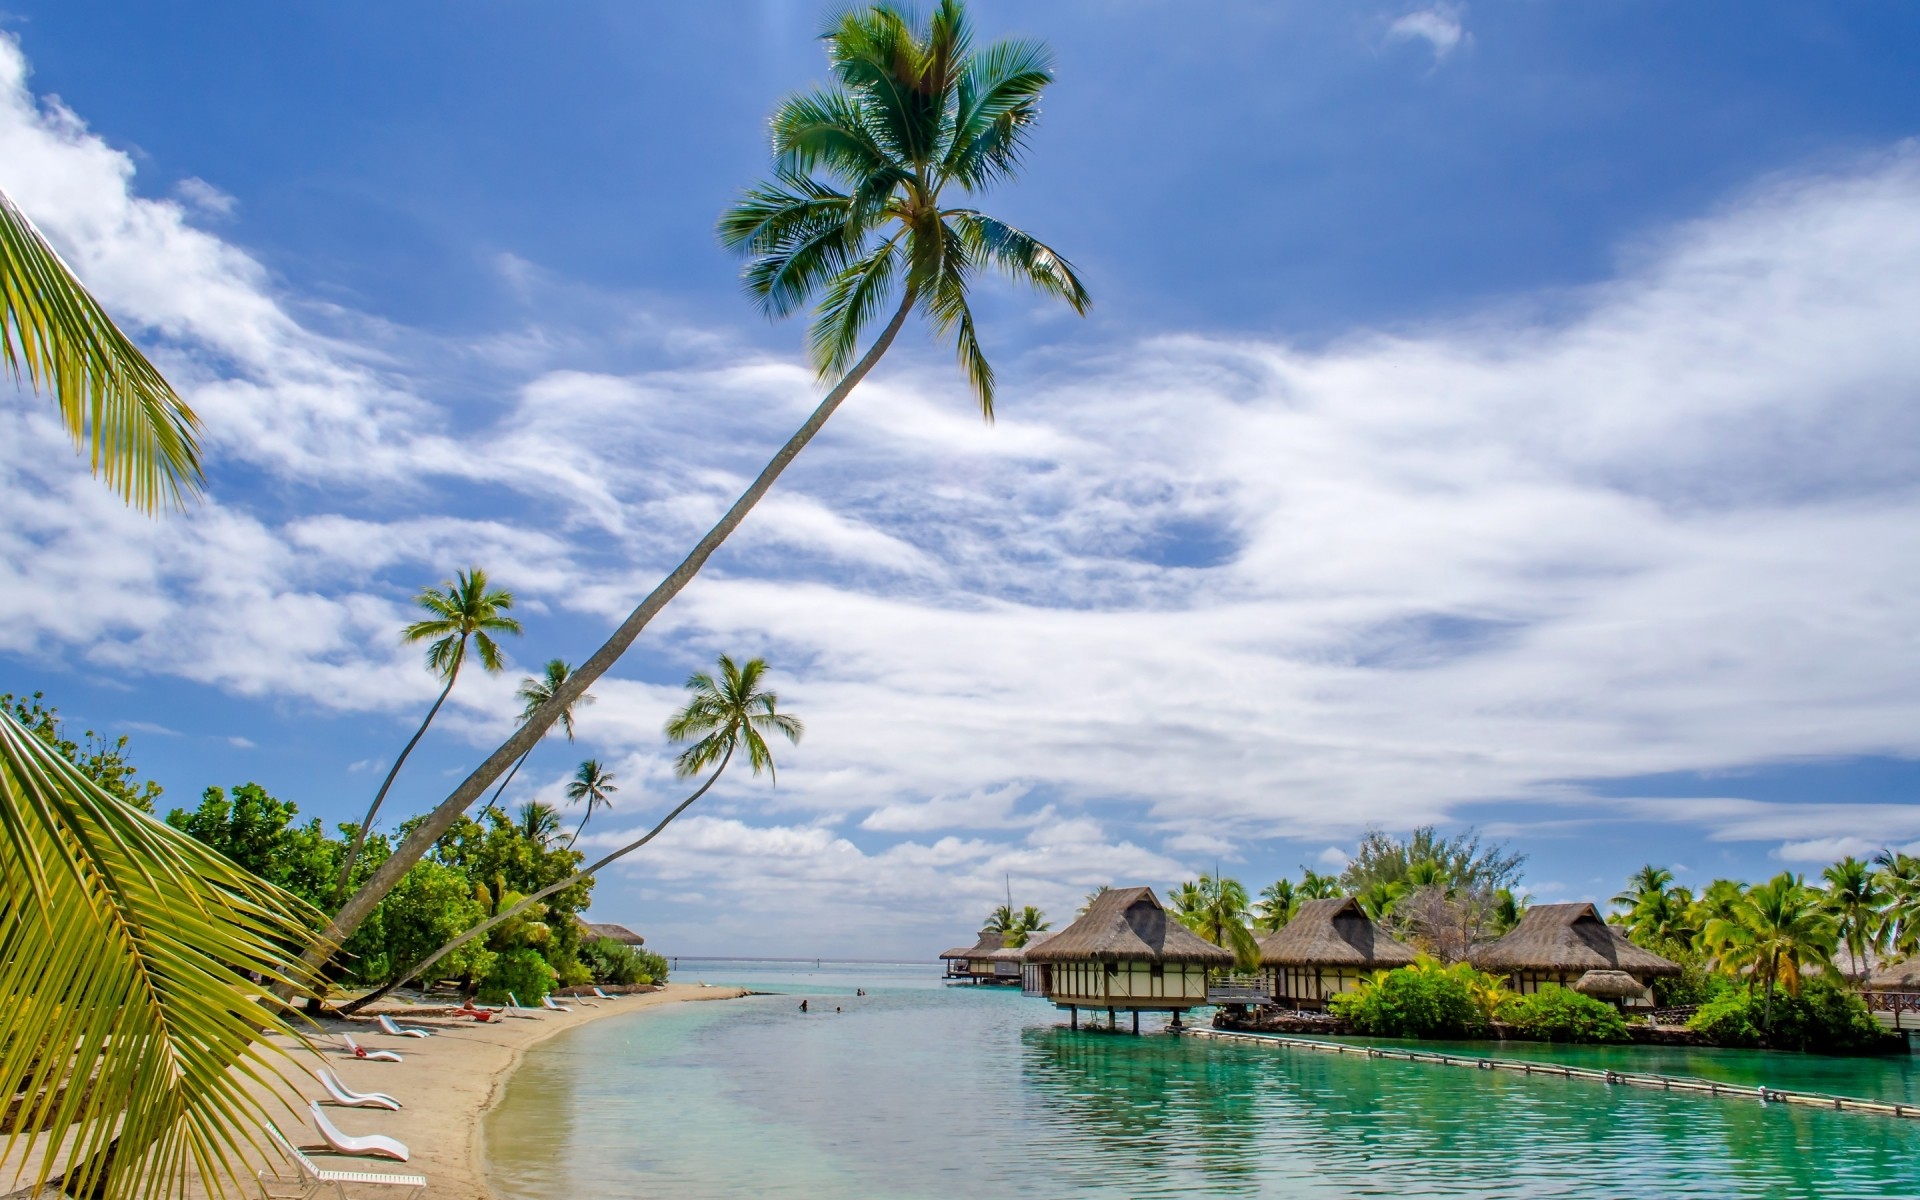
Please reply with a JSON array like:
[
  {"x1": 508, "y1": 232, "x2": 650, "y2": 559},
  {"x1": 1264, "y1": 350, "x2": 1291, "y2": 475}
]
[{"x1": 4, "y1": 2, "x2": 1920, "y2": 960}]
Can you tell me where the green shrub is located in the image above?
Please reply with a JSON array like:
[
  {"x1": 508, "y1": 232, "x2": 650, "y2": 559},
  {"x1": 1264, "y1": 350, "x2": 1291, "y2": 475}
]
[
  {"x1": 1330, "y1": 960, "x2": 1486, "y2": 1039},
  {"x1": 1687, "y1": 976, "x2": 1898, "y2": 1054},
  {"x1": 476, "y1": 947, "x2": 558, "y2": 1004},
  {"x1": 580, "y1": 937, "x2": 649, "y2": 986},
  {"x1": 1498, "y1": 986, "x2": 1630, "y2": 1043},
  {"x1": 635, "y1": 948, "x2": 670, "y2": 985}
]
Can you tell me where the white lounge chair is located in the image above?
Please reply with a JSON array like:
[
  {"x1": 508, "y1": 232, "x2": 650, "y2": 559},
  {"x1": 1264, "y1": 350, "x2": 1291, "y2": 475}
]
[
  {"x1": 376, "y1": 1014, "x2": 432, "y2": 1038},
  {"x1": 540, "y1": 995, "x2": 573, "y2": 1013},
  {"x1": 309, "y1": 1102, "x2": 410, "y2": 1162},
  {"x1": 257, "y1": 1121, "x2": 426, "y2": 1200},
  {"x1": 339, "y1": 1033, "x2": 402, "y2": 1063},
  {"x1": 591, "y1": 986, "x2": 623, "y2": 1001},
  {"x1": 503, "y1": 992, "x2": 543, "y2": 1019},
  {"x1": 316, "y1": 1067, "x2": 401, "y2": 1111}
]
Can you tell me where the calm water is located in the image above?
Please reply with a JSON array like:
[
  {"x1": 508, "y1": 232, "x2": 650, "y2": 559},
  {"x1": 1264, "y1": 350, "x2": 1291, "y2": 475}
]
[{"x1": 486, "y1": 962, "x2": 1920, "y2": 1199}]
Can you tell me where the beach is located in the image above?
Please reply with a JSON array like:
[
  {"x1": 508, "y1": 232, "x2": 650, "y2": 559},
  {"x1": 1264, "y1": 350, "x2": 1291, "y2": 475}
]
[{"x1": 262, "y1": 985, "x2": 748, "y2": 1200}]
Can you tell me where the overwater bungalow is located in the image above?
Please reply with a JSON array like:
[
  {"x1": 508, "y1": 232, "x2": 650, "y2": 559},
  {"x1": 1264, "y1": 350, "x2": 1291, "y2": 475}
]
[
  {"x1": 939, "y1": 929, "x2": 1011, "y2": 983},
  {"x1": 1255, "y1": 897, "x2": 1419, "y2": 1010},
  {"x1": 1021, "y1": 886, "x2": 1234, "y2": 1031},
  {"x1": 1469, "y1": 902, "x2": 1679, "y2": 996}
]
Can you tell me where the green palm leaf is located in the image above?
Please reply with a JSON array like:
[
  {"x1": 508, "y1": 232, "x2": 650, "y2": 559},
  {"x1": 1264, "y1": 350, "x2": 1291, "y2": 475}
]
[
  {"x1": 0, "y1": 707, "x2": 322, "y2": 1198},
  {"x1": 1, "y1": 188, "x2": 203, "y2": 513}
]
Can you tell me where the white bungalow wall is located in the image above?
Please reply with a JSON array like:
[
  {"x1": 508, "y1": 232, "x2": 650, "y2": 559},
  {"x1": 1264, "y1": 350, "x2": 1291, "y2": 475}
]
[{"x1": 1043, "y1": 961, "x2": 1210, "y2": 1005}]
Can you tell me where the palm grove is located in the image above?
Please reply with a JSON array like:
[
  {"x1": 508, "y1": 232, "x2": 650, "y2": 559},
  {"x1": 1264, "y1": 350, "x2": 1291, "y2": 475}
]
[{"x1": 1, "y1": 3, "x2": 1091, "y2": 1196}]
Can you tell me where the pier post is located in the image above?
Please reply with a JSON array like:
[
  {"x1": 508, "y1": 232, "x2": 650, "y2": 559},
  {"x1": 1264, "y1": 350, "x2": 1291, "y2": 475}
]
[
  {"x1": 1133, "y1": 1010, "x2": 1140, "y2": 1035},
  {"x1": 1070, "y1": 1006, "x2": 1078, "y2": 1030},
  {"x1": 1108, "y1": 1007, "x2": 1116, "y2": 1030}
]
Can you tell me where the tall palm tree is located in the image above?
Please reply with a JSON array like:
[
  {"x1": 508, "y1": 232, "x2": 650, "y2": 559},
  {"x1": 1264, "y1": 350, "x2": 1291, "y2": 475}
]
[
  {"x1": 1611, "y1": 864, "x2": 1674, "y2": 915},
  {"x1": 1822, "y1": 856, "x2": 1882, "y2": 981},
  {"x1": 1170, "y1": 873, "x2": 1260, "y2": 970},
  {"x1": 2, "y1": 188, "x2": 202, "y2": 512},
  {"x1": 1355, "y1": 880, "x2": 1405, "y2": 925},
  {"x1": 1009, "y1": 904, "x2": 1050, "y2": 948},
  {"x1": 480, "y1": 659, "x2": 594, "y2": 824},
  {"x1": 1706, "y1": 873, "x2": 1837, "y2": 1037},
  {"x1": 339, "y1": 653, "x2": 803, "y2": 1013},
  {"x1": 985, "y1": 903, "x2": 1018, "y2": 934},
  {"x1": 0, "y1": 706, "x2": 321, "y2": 1198},
  {"x1": 1254, "y1": 878, "x2": 1297, "y2": 933},
  {"x1": 334, "y1": 567, "x2": 521, "y2": 902},
  {"x1": 310, "y1": 0, "x2": 1090, "y2": 979},
  {"x1": 1296, "y1": 870, "x2": 1342, "y2": 900},
  {"x1": 564, "y1": 759, "x2": 618, "y2": 849},
  {"x1": 1078, "y1": 884, "x2": 1110, "y2": 916},
  {"x1": 1874, "y1": 850, "x2": 1920, "y2": 956}
]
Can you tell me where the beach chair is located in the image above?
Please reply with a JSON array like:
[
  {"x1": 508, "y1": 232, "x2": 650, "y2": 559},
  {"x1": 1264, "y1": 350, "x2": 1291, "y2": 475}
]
[
  {"x1": 376, "y1": 1014, "x2": 432, "y2": 1038},
  {"x1": 540, "y1": 995, "x2": 573, "y2": 1013},
  {"x1": 257, "y1": 1121, "x2": 426, "y2": 1200},
  {"x1": 308, "y1": 1102, "x2": 410, "y2": 1162},
  {"x1": 503, "y1": 993, "x2": 542, "y2": 1019},
  {"x1": 591, "y1": 986, "x2": 623, "y2": 1001},
  {"x1": 339, "y1": 1033, "x2": 402, "y2": 1063},
  {"x1": 316, "y1": 1067, "x2": 401, "y2": 1111}
]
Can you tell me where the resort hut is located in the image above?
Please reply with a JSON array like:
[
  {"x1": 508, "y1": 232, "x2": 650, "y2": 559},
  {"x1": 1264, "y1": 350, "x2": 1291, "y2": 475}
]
[
  {"x1": 576, "y1": 919, "x2": 645, "y2": 947},
  {"x1": 1469, "y1": 902, "x2": 1678, "y2": 997},
  {"x1": 1022, "y1": 886, "x2": 1235, "y2": 1032},
  {"x1": 1571, "y1": 969, "x2": 1651, "y2": 1008},
  {"x1": 1017, "y1": 929, "x2": 1060, "y2": 995},
  {"x1": 939, "y1": 929, "x2": 1008, "y2": 983},
  {"x1": 1255, "y1": 897, "x2": 1419, "y2": 1010},
  {"x1": 1866, "y1": 957, "x2": 1920, "y2": 993}
]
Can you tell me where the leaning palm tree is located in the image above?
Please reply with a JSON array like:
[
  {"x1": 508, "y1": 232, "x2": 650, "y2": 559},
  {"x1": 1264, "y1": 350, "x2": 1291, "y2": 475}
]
[
  {"x1": 333, "y1": 567, "x2": 521, "y2": 902},
  {"x1": 1611, "y1": 864, "x2": 1674, "y2": 915},
  {"x1": 2, "y1": 188, "x2": 202, "y2": 512},
  {"x1": 1822, "y1": 856, "x2": 1882, "y2": 981},
  {"x1": 0, "y1": 706, "x2": 323, "y2": 1199},
  {"x1": 338, "y1": 653, "x2": 802, "y2": 1014},
  {"x1": 563, "y1": 759, "x2": 618, "y2": 849},
  {"x1": 479, "y1": 659, "x2": 594, "y2": 825},
  {"x1": 1707, "y1": 873, "x2": 1837, "y2": 1038},
  {"x1": 307, "y1": 0, "x2": 1089, "y2": 981}
]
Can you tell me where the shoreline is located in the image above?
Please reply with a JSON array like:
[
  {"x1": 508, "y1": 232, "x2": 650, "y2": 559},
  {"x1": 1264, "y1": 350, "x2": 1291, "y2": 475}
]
[{"x1": 281, "y1": 985, "x2": 749, "y2": 1200}]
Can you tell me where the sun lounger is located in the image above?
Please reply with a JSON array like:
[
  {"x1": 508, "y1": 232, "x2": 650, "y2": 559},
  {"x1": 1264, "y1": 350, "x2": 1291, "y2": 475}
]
[
  {"x1": 339, "y1": 1033, "x2": 402, "y2": 1063},
  {"x1": 259, "y1": 1122, "x2": 425, "y2": 1199},
  {"x1": 503, "y1": 993, "x2": 543, "y2": 1018},
  {"x1": 309, "y1": 1102, "x2": 410, "y2": 1162},
  {"x1": 591, "y1": 986, "x2": 623, "y2": 1001},
  {"x1": 540, "y1": 995, "x2": 573, "y2": 1013},
  {"x1": 316, "y1": 1067, "x2": 401, "y2": 1111},
  {"x1": 376, "y1": 1014, "x2": 432, "y2": 1038}
]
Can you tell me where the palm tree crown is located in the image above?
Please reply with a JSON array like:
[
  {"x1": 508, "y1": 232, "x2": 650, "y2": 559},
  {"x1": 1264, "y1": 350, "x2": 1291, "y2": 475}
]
[
  {"x1": 667, "y1": 654, "x2": 806, "y2": 781},
  {"x1": 406, "y1": 567, "x2": 522, "y2": 678},
  {"x1": 718, "y1": 0, "x2": 1089, "y2": 417},
  {"x1": 564, "y1": 758, "x2": 618, "y2": 849},
  {"x1": 1170, "y1": 873, "x2": 1259, "y2": 970}
]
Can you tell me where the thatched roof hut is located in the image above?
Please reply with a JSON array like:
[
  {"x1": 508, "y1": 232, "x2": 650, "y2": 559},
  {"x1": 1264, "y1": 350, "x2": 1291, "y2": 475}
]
[
  {"x1": 1469, "y1": 903, "x2": 1678, "y2": 992},
  {"x1": 1024, "y1": 887, "x2": 1234, "y2": 967},
  {"x1": 576, "y1": 919, "x2": 645, "y2": 946},
  {"x1": 1572, "y1": 969, "x2": 1651, "y2": 1003},
  {"x1": 1257, "y1": 898, "x2": 1419, "y2": 969},
  {"x1": 1866, "y1": 957, "x2": 1920, "y2": 991},
  {"x1": 940, "y1": 929, "x2": 1010, "y2": 981}
]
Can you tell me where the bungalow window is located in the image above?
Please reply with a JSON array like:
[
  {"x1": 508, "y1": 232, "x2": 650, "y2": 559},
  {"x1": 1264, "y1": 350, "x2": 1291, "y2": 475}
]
[{"x1": 1150, "y1": 965, "x2": 1164, "y2": 978}]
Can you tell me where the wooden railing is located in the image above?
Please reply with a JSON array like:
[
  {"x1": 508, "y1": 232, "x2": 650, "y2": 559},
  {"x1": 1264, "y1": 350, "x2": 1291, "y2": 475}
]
[
  {"x1": 1863, "y1": 991, "x2": 1920, "y2": 1015},
  {"x1": 1207, "y1": 974, "x2": 1272, "y2": 1006}
]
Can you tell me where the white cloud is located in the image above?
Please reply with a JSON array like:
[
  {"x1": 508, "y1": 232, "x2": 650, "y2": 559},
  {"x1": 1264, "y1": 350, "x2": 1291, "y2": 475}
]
[
  {"x1": 1317, "y1": 846, "x2": 1354, "y2": 868},
  {"x1": 1387, "y1": 5, "x2": 1468, "y2": 62}
]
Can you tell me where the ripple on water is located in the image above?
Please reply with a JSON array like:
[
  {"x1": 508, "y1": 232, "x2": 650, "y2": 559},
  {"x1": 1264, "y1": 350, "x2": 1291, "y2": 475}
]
[{"x1": 485, "y1": 965, "x2": 1920, "y2": 1200}]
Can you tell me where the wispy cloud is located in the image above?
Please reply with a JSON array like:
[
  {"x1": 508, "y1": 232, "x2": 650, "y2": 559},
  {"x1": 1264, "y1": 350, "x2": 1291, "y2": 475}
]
[{"x1": 1387, "y1": 5, "x2": 1469, "y2": 62}]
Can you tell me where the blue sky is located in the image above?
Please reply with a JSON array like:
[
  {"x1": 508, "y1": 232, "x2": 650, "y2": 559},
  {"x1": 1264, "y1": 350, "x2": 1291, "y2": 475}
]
[{"x1": 4, "y1": 2, "x2": 1920, "y2": 958}]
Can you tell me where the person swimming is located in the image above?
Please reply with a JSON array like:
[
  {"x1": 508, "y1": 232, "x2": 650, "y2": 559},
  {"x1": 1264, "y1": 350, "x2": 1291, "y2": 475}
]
[{"x1": 799, "y1": 999, "x2": 809, "y2": 1013}]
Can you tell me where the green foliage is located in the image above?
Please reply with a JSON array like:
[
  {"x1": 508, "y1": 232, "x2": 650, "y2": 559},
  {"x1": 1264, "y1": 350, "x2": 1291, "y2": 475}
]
[
  {"x1": 580, "y1": 937, "x2": 646, "y2": 986},
  {"x1": 636, "y1": 947, "x2": 670, "y2": 985},
  {"x1": 368, "y1": 860, "x2": 495, "y2": 985},
  {"x1": 476, "y1": 947, "x2": 559, "y2": 1004},
  {"x1": 1340, "y1": 826, "x2": 1525, "y2": 896},
  {"x1": 1688, "y1": 975, "x2": 1899, "y2": 1054},
  {"x1": 1497, "y1": 985, "x2": 1630, "y2": 1043},
  {"x1": 166, "y1": 782, "x2": 339, "y2": 901},
  {"x1": 3, "y1": 691, "x2": 163, "y2": 812},
  {"x1": 1329, "y1": 958, "x2": 1488, "y2": 1039},
  {"x1": 1169, "y1": 874, "x2": 1260, "y2": 969}
]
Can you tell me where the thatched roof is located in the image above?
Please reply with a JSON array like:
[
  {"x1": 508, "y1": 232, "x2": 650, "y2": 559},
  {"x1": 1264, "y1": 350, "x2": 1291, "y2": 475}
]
[
  {"x1": 576, "y1": 919, "x2": 644, "y2": 946},
  {"x1": 1020, "y1": 929, "x2": 1060, "y2": 957},
  {"x1": 940, "y1": 929, "x2": 1007, "y2": 961},
  {"x1": 1867, "y1": 956, "x2": 1920, "y2": 991},
  {"x1": 1022, "y1": 887, "x2": 1235, "y2": 967},
  {"x1": 1469, "y1": 903, "x2": 1680, "y2": 978},
  {"x1": 1256, "y1": 897, "x2": 1419, "y2": 969},
  {"x1": 1572, "y1": 969, "x2": 1651, "y2": 1001}
]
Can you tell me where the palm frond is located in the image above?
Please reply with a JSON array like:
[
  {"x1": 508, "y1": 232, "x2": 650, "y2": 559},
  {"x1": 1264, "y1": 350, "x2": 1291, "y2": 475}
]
[
  {"x1": 922, "y1": 224, "x2": 995, "y2": 414},
  {"x1": 716, "y1": 173, "x2": 853, "y2": 256},
  {"x1": 808, "y1": 237, "x2": 904, "y2": 379},
  {"x1": 0, "y1": 188, "x2": 204, "y2": 514},
  {"x1": 942, "y1": 39, "x2": 1053, "y2": 189},
  {"x1": 0, "y1": 706, "x2": 323, "y2": 1199},
  {"x1": 825, "y1": 5, "x2": 933, "y2": 165},
  {"x1": 770, "y1": 89, "x2": 900, "y2": 187},
  {"x1": 951, "y1": 211, "x2": 1090, "y2": 313}
]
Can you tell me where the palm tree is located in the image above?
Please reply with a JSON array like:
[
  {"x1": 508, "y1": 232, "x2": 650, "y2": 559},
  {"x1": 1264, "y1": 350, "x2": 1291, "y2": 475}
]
[
  {"x1": 1874, "y1": 850, "x2": 1920, "y2": 956},
  {"x1": 1355, "y1": 880, "x2": 1405, "y2": 925},
  {"x1": 309, "y1": 0, "x2": 1090, "y2": 980},
  {"x1": 1078, "y1": 884, "x2": 1110, "y2": 916},
  {"x1": 1170, "y1": 873, "x2": 1260, "y2": 970},
  {"x1": 1254, "y1": 878, "x2": 1297, "y2": 933},
  {"x1": 1010, "y1": 905, "x2": 1050, "y2": 948},
  {"x1": 479, "y1": 659, "x2": 595, "y2": 824},
  {"x1": 334, "y1": 568, "x2": 521, "y2": 902},
  {"x1": 1296, "y1": 870, "x2": 1342, "y2": 900},
  {"x1": 1822, "y1": 856, "x2": 1882, "y2": 981},
  {"x1": 339, "y1": 654, "x2": 802, "y2": 1013},
  {"x1": 2, "y1": 188, "x2": 202, "y2": 512},
  {"x1": 985, "y1": 903, "x2": 1018, "y2": 934},
  {"x1": 1490, "y1": 887, "x2": 1526, "y2": 936},
  {"x1": 1706, "y1": 873, "x2": 1837, "y2": 1038},
  {"x1": 1611, "y1": 864, "x2": 1674, "y2": 915},
  {"x1": 0, "y1": 706, "x2": 322, "y2": 1198},
  {"x1": 515, "y1": 800, "x2": 564, "y2": 850},
  {"x1": 564, "y1": 760, "x2": 618, "y2": 849}
]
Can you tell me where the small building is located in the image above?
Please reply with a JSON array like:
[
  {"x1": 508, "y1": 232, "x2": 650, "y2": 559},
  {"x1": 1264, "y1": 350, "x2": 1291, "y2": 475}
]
[
  {"x1": 1255, "y1": 897, "x2": 1419, "y2": 1010},
  {"x1": 1021, "y1": 886, "x2": 1234, "y2": 1031},
  {"x1": 939, "y1": 929, "x2": 1009, "y2": 983},
  {"x1": 576, "y1": 919, "x2": 645, "y2": 947},
  {"x1": 1469, "y1": 902, "x2": 1679, "y2": 995},
  {"x1": 1865, "y1": 957, "x2": 1920, "y2": 992}
]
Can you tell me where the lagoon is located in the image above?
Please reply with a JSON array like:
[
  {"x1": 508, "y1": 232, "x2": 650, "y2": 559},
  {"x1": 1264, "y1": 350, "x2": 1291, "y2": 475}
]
[{"x1": 486, "y1": 962, "x2": 1920, "y2": 1199}]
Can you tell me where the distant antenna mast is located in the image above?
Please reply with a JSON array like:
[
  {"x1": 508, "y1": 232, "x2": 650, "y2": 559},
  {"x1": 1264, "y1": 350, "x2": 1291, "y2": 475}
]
[{"x1": 1006, "y1": 873, "x2": 1013, "y2": 914}]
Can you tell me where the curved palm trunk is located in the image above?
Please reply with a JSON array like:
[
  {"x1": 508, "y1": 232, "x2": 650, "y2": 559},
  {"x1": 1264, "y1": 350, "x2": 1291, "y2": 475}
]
[
  {"x1": 305, "y1": 293, "x2": 917, "y2": 981},
  {"x1": 333, "y1": 659, "x2": 461, "y2": 904},
  {"x1": 338, "y1": 748, "x2": 731, "y2": 1015},
  {"x1": 564, "y1": 807, "x2": 591, "y2": 850},
  {"x1": 478, "y1": 749, "x2": 531, "y2": 824}
]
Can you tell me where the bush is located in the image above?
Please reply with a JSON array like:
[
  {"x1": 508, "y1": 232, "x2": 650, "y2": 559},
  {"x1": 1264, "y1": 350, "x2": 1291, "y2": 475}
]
[
  {"x1": 580, "y1": 938, "x2": 644, "y2": 986},
  {"x1": 476, "y1": 947, "x2": 559, "y2": 1004},
  {"x1": 1498, "y1": 986, "x2": 1630, "y2": 1043},
  {"x1": 1687, "y1": 976, "x2": 1899, "y2": 1054},
  {"x1": 635, "y1": 948, "x2": 670, "y2": 985},
  {"x1": 1330, "y1": 960, "x2": 1486, "y2": 1039}
]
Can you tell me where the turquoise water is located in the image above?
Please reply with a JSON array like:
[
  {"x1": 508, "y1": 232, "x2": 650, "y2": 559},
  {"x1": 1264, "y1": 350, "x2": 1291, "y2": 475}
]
[{"x1": 486, "y1": 962, "x2": 1920, "y2": 1199}]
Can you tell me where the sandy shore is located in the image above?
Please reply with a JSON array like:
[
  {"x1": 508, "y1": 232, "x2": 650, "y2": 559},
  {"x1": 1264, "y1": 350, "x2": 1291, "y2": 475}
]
[{"x1": 265, "y1": 985, "x2": 749, "y2": 1199}]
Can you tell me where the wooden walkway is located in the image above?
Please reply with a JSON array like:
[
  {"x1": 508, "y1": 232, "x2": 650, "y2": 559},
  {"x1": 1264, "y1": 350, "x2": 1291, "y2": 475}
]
[{"x1": 1186, "y1": 1028, "x2": 1920, "y2": 1121}]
